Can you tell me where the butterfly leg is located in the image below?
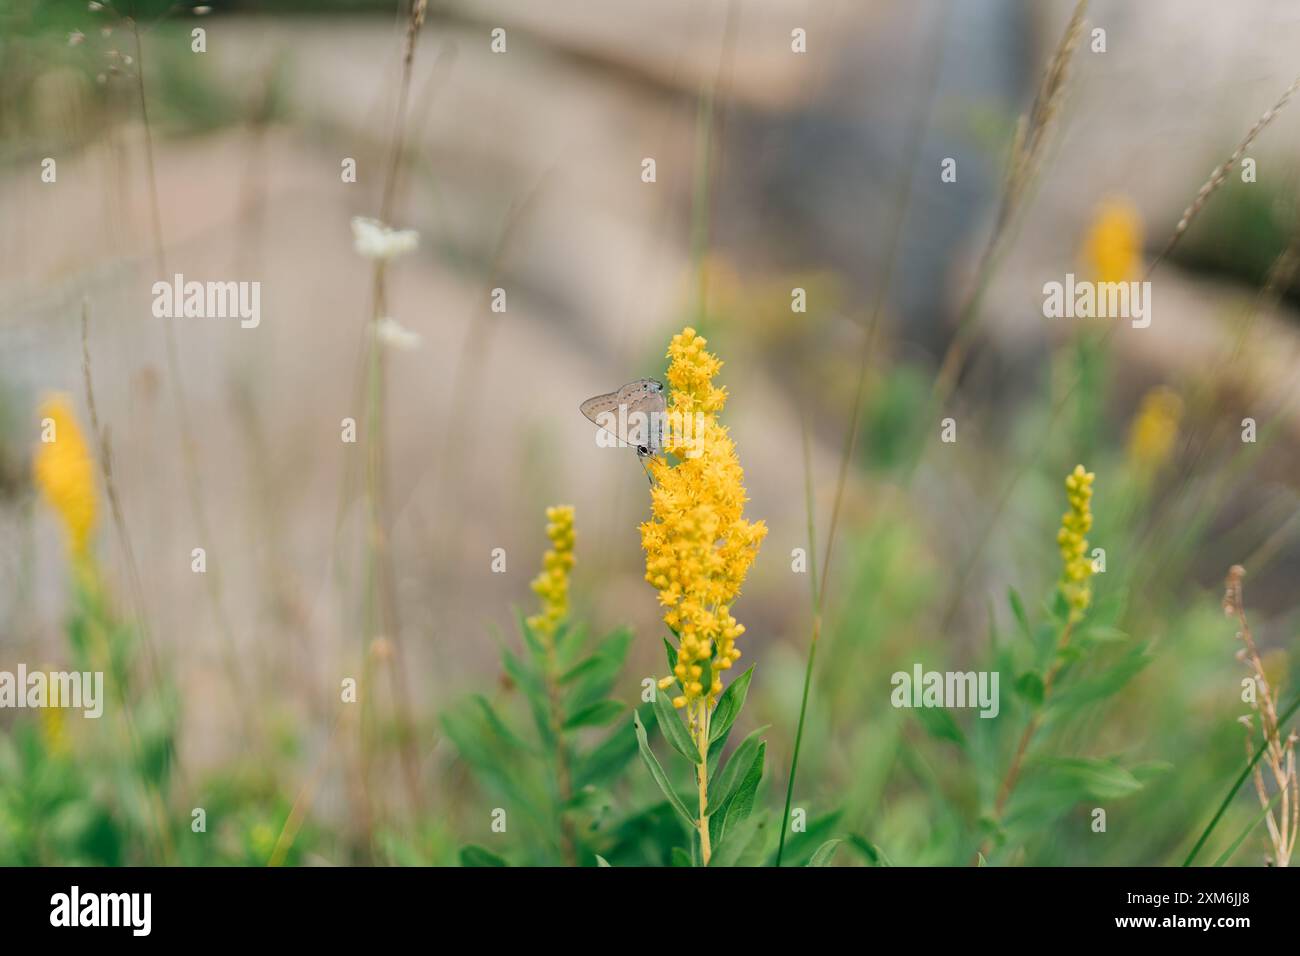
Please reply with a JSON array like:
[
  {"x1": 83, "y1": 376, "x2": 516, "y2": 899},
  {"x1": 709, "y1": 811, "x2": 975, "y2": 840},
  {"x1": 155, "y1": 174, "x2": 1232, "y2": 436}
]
[{"x1": 637, "y1": 446, "x2": 657, "y2": 487}]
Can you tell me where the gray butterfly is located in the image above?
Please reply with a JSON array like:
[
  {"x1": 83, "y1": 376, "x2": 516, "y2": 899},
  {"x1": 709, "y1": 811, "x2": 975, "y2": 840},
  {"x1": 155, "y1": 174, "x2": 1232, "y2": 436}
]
[{"x1": 580, "y1": 378, "x2": 666, "y2": 481}]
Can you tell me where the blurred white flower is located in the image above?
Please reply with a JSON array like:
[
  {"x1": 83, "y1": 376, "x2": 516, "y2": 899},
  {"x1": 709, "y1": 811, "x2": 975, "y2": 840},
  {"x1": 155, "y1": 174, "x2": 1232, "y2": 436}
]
[
  {"x1": 68, "y1": 31, "x2": 85, "y2": 46},
  {"x1": 351, "y1": 217, "x2": 418, "y2": 261},
  {"x1": 374, "y1": 317, "x2": 422, "y2": 351}
]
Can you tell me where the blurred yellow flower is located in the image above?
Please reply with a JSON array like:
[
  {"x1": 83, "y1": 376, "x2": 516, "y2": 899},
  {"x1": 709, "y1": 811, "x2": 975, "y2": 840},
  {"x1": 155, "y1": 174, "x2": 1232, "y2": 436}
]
[
  {"x1": 1082, "y1": 197, "x2": 1142, "y2": 284},
  {"x1": 642, "y1": 327, "x2": 766, "y2": 707},
  {"x1": 1126, "y1": 386, "x2": 1183, "y2": 475},
  {"x1": 527, "y1": 505, "x2": 575, "y2": 645},
  {"x1": 33, "y1": 393, "x2": 97, "y2": 559},
  {"x1": 39, "y1": 705, "x2": 71, "y2": 757},
  {"x1": 1057, "y1": 464, "x2": 1095, "y2": 622}
]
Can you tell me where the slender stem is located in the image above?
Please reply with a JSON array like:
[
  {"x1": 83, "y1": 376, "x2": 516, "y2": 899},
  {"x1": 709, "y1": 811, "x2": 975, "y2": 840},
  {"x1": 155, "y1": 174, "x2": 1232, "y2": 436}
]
[
  {"x1": 541, "y1": 637, "x2": 578, "y2": 866},
  {"x1": 696, "y1": 700, "x2": 712, "y2": 865},
  {"x1": 978, "y1": 620, "x2": 1074, "y2": 863},
  {"x1": 129, "y1": 11, "x2": 247, "y2": 730},
  {"x1": 776, "y1": 419, "x2": 820, "y2": 866},
  {"x1": 774, "y1": 10, "x2": 949, "y2": 869}
]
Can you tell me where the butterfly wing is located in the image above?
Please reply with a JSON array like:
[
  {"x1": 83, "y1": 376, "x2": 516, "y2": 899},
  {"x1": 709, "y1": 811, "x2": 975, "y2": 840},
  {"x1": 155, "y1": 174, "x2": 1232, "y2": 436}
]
[
  {"x1": 625, "y1": 390, "x2": 667, "y2": 453},
  {"x1": 580, "y1": 390, "x2": 621, "y2": 425},
  {"x1": 580, "y1": 379, "x2": 666, "y2": 450}
]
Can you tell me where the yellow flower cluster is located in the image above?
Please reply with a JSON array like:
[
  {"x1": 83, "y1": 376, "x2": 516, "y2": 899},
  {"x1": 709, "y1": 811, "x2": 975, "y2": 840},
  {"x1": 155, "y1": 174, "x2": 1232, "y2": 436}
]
[
  {"x1": 1057, "y1": 464, "x2": 1095, "y2": 621},
  {"x1": 527, "y1": 505, "x2": 575, "y2": 645},
  {"x1": 1083, "y1": 197, "x2": 1142, "y2": 284},
  {"x1": 1126, "y1": 386, "x2": 1183, "y2": 476},
  {"x1": 642, "y1": 328, "x2": 767, "y2": 708},
  {"x1": 32, "y1": 393, "x2": 97, "y2": 559}
]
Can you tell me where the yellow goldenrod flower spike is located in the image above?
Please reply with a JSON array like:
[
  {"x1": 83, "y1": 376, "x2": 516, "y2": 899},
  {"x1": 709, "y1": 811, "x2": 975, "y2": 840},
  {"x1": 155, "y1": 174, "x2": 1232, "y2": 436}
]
[
  {"x1": 33, "y1": 393, "x2": 98, "y2": 559},
  {"x1": 1082, "y1": 197, "x2": 1143, "y2": 285},
  {"x1": 1126, "y1": 386, "x2": 1183, "y2": 476},
  {"x1": 1057, "y1": 464, "x2": 1096, "y2": 622},
  {"x1": 527, "y1": 505, "x2": 576, "y2": 645},
  {"x1": 640, "y1": 327, "x2": 767, "y2": 707}
]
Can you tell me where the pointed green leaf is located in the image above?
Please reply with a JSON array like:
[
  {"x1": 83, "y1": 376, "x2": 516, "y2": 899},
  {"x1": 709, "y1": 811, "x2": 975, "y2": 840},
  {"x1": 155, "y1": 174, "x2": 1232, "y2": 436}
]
[
  {"x1": 1032, "y1": 756, "x2": 1144, "y2": 800},
  {"x1": 460, "y1": 845, "x2": 509, "y2": 867},
  {"x1": 564, "y1": 699, "x2": 625, "y2": 730},
  {"x1": 707, "y1": 726, "x2": 767, "y2": 812},
  {"x1": 653, "y1": 688, "x2": 701, "y2": 764},
  {"x1": 709, "y1": 812, "x2": 771, "y2": 868},
  {"x1": 471, "y1": 695, "x2": 532, "y2": 753},
  {"x1": 808, "y1": 838, "x2": 844, "y2": 867},
  {"x1": 566, "y1": 629, "x2": 632, "y2": 712},
  {"x1": 914, "y1": 705, "x2": 966, "y2": 748},
  {"x1": 559, "y1": 656, "x2": 602, "y2": 685},
  {"x1": 633, "y1": 712, "x2": 694, "y2": 825},
  {"x1": 572, "y1": 713, "x2": 642, "y2": 789},
  {"x1": 1008, "y1": 588, "x2": 1032, "y2": 641},
  {"x1": 1014, "y1": 671, "x2": 1045, "y2": 706},
  {"x1": 718, "y1": 741, "x2": 765, "y2": 846},
  {"x1": 709, "y1": 666, "x2": 753, "y2": 744}
]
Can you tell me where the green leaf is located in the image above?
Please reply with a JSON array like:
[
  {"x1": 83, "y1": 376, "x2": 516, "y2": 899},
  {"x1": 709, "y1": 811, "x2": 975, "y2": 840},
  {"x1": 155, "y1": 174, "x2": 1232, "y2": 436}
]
[
  {"x1": 572, "y1": 713, "x2": 642, "y2": 789},
  {"x1": 516, "y1": 609, "x2": 546, "y2": 659},
  {"x1": 709, "y1": 666, "x2": 753, "y2": 744},
  {"x1": 1079, "y1": 625, "x2": 1128, "y2": 644},
  {"x1": 709, "y1": 812, "x2": 771, "y2": 868},
  {"x1": 653, "y1": 689, "x2": 701, "y2": 764},
  {"x1": 460, "y1": 845, "x2": 509, "y2": 867},
  {"x1": 914, "y1": 705, "x2": 966, "y2": 749},
  {"x1": 808, "y1": 838, "x2": 844, "y2": 867},
  {"x1": 670, "y1": 847, "x2": 693, "y2": 867},
  {"x1": 1008, "y1": 588, "x2": 1032, "y2": 641},
  {"x1": 633, "y1": 711, "x2": 694, "y2": 825},
  {"x1": 847, "y1": 834, "x2": 893, "y2": 866},
  {"x1": 565, "y1": 629, "x2": 632, "y2": 713},
  {"x1": 564, "y1": 699, "x2": 625, "y2": 730},
  {"x1": 1031, "y1": 756, "x2": 1144, "y2": 800},
  {"x1": 1048, "y1": 590, "x2": 1071, "y2": 625},
  {"x1": 718, "y1": 741, "x2": 765, "y2": 846},
  {"x1": 1014, "y1": 671, "x2": 1045, "y2": 706},
  {"x1": 1047, "y1": 648, "x2": 1151, "y2": 718},
  {"x1": 707, "y1": 726, "x2": 766, "y2": 811},
  {"x1": 663, "y1": 636, "x2": 678, "y2": 674},
  {"x1": 559, "y1": 656, "x2": 602, "y2": 685},
  {"x1": 595, "y1": 854, "x2": 612, "y2": 867},
  {"x1": 471, "y1": 695, "x2": 532, "y2": 753},
  {"x1": 767, "y1": 810, "x2": 844, "y2": 867}
]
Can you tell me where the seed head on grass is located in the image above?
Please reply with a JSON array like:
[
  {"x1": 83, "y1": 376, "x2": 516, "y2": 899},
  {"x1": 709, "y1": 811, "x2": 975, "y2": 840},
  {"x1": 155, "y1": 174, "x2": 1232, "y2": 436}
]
[
  {"x1": 1224, "y1": 565, "x2": 1297, "y2": 866},
  {"x1": 641, "y1": 328, "x2": 766, "y2": 708}
]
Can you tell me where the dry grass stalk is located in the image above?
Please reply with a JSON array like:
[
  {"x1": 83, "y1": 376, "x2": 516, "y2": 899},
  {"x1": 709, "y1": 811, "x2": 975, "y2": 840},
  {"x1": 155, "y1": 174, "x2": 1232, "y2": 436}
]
[
  {"x1": 360, "y1": 0, "x2": 429, "y2": 822},
  {"x1": 1153, "y1": 75, "x2": 1300, "y2": 271},
  {"x1": 934, "y1": 0, "x2": 1087, "y2": 404},
  {"x1": 1224, "y1": 565, "x2": 1298, "y2": 866},
  {"x1": 995, "y1": 0, "x2": 1088, "y2": 240}
]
